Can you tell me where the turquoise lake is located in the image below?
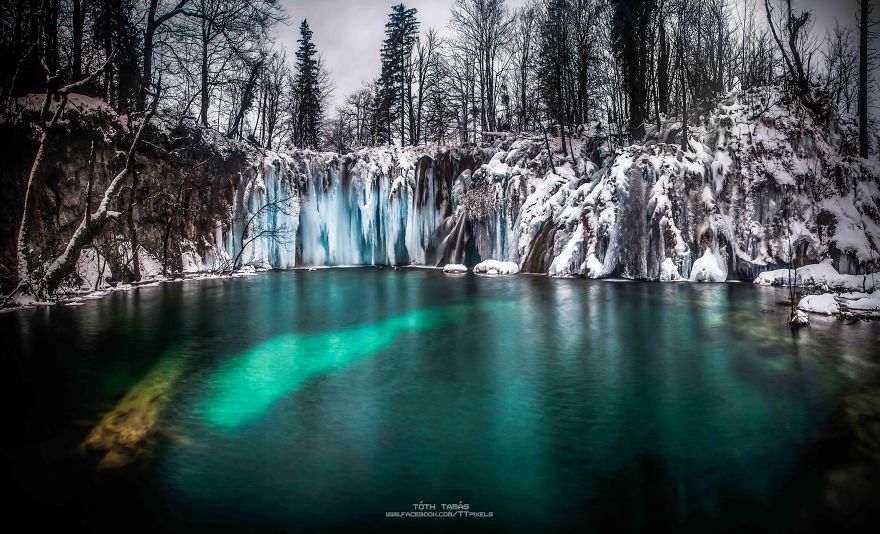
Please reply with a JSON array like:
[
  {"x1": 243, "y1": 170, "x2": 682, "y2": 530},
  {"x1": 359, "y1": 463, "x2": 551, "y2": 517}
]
[{"x1": 3, "y1": 268, "x2": 879, "y2": 532}]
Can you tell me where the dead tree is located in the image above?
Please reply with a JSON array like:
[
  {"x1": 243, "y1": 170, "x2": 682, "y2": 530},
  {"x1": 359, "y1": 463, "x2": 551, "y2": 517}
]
[
  {"x1": 763, "y1": 0, "x2": 824, "y2": 119},
  {"x1": 217, "y1": 192, "x2": 298, "y2": 274},
  {"x1": 858, "y1": 0, "x2": 873, "y2": 158},
  {"x1": 37, "y1": 102, "x2": 158, "y2": 297}
]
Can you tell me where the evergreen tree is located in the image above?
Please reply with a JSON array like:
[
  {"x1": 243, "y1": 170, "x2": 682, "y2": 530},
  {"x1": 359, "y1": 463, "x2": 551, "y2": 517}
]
[
  {"x1": 294, "y1": 19, "x2": 321, "y2": 149},
  {"x1": 377, "y1": 4, "x2": 419, "y2": 145}
]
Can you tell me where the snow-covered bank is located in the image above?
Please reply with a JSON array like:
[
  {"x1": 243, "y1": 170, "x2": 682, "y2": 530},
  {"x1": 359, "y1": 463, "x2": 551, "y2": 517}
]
[
  {"x1": 754, "y1": 261, "x2": 880, "y2": 319},
  {"x1": 799, "y1": 291, "x2": 880, "y2": 319},
  {"x1": 754, "y1": 261, "x2": 878, "y2": 292},
  {"x1": 1, "y1": 267, "x2": 262, "y2": 313}
]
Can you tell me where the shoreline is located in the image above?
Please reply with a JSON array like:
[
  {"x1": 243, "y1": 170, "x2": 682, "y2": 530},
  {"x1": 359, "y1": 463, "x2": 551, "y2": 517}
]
[{"x1": 2, "y1": 264, "x2": 877, "y2": 321}]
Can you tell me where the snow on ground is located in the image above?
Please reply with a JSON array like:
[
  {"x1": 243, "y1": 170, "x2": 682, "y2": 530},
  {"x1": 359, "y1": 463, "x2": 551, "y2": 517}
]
[
  {"x1": 799, "y1": 291, "x2": 880, "y2": 318},
  {"x1": 798, "y1": 293, "x2": 840, "y2": 315},
  {"x1": 75, "y1": 247, "x2": 110, "y2": 290},
  {"x1": 755, "y1": 261, "x2": 878, "y2": 292}
]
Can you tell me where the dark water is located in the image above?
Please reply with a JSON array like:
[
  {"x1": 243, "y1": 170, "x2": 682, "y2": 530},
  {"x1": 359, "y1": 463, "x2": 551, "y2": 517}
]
[{"x1": 3, "y1": 269, "x2": 879, "y2": 532}]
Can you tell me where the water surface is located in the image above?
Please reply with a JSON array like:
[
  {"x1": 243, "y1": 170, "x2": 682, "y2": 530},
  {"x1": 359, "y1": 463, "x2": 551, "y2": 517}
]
[{"x1": 3, "y1": 269, "x2": 878, "y2": 531}]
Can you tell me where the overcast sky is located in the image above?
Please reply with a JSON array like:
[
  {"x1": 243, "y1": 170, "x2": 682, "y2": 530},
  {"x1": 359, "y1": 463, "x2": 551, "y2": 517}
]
[{"x1": 274, "y1": 0, "x2": 868, "y2": 109}]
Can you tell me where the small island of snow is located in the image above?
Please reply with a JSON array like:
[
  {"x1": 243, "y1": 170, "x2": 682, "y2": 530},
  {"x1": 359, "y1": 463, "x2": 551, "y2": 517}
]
[
  {"x1": 473, "y1": 260, "x2": 520, "y2": 275},
  {"x1": 442, "y1": 264, "x2": 468, "y2": 274}
]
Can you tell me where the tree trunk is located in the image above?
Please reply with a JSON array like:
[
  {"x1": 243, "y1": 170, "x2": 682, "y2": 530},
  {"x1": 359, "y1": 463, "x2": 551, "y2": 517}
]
[
  {"x1": 200, "y1": 20, "x2": 210, "y2": 127},
  {"x1": 42, "y1": 107, "x2": 155, "y2": 295},
  {"x1": 140, "y1": 0, "x2": 159, "y2": 110},
  {"x1": 127, "y1": 170, "x2": 140, "y2": 282},
  {"x1": 681, "y1": 63, "x2": 688, "y2": 151},
  {"x1": 72, "y1": 0, "x2": 84, "y2": 80},
  {"x1": 658, "y1": 14, "x2": 669, "y2": 115},
  {"x1": 16, "y1": 94, "x2": 63, "y2": 284},
  {"x1": 859, "y1": 0, "x2": 869, "y2": 158}
]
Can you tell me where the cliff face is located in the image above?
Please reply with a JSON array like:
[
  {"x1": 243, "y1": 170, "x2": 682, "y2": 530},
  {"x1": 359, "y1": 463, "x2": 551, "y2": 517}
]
[
  {"x1": 2, "y1": 88, "x2": 879, "y2": 292},
  {"x1": 0, "y1": 95, "x2": 250, "y2": 292}
]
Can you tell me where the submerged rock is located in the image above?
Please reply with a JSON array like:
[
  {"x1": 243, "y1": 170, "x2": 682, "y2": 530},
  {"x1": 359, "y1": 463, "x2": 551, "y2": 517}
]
[{"x1": 83, "y1": 355, "x2": 184, "y2": 469}]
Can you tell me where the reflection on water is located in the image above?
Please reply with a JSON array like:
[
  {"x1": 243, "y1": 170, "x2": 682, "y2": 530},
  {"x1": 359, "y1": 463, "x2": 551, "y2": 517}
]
[{"x1": 2, "y1": 270, "x2": 879, "y2": 532}]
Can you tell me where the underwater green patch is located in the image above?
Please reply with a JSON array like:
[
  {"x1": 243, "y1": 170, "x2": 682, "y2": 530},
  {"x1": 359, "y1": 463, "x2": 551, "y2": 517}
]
[{"x1": 198, "y1": 301, "x2": 512, "y2": 430}]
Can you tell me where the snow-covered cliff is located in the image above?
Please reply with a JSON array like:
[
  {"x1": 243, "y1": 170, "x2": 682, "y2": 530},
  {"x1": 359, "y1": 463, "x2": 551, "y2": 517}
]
[
  {"x1": 3, "y1": 88, "x2": 877, "y2": 291},
  {"x1": 221, "y1": 89, "x2": 880, "y2": 280}
]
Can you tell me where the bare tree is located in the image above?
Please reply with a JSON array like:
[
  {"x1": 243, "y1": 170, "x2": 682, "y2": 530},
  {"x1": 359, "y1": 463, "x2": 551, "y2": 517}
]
[
  {"x1": 14, "y1": 14, "x2": 113, "y2": 293},
  {"x1": 510, "y1": 3, "x2": 538, "y2": 132},
  {"x1": 409, "y1": 28, "x2": 441, "y2": 145},
  {"x1": 218, "y1": 192, "x2": 297, "y2": 274},
  {"x1": 141, "y1": 0, "x2": 192, "y2": 109},
  {"x1": 764, "y1": 0, "x2": 824, "y2": 118},
  {"x1": 858, "y1": 0, "x2": 875, "y2": 157},
  {"x1": 450, "y1": 0, "x2": 513, "y2": 133}
]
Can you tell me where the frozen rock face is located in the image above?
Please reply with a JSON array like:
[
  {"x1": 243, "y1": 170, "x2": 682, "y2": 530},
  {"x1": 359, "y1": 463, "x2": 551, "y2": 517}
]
[
  {"x1": 225, "y1": 89, "x2": 879, "y2": 279},
  {"x1": 543, "y1": 91, "x2": 880, "y2": 280},
  {"x1": 5, "y1": 88, "x2": 877, "y2": 289},
  {"x1": 0, "y1": 96, "x2": 248, "y2": 291}
]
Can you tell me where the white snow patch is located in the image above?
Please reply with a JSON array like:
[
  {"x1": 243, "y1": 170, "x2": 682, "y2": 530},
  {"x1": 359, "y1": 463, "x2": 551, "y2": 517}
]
[
  {"x1": 798, "y1": 293, "x2": 839, "y2": 315},
  {"x1": 689, "y1": 249, "x2": 727, "y2": 282},
  {"x1": 473, "y1": 260, "x2": 520, "y2": 275},
  {"x1": 442, "y1": 264, "x2": 468, "y2": 274}
]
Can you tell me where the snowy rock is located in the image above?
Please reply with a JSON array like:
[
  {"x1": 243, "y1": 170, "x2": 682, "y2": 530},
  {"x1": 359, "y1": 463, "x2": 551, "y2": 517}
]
[
  {"x1": 473, "y1": 260, "x2": 519, "y2": 275},
  {"x1": 442, "y1": 264, "x2": 468, "y2": 274},
  {"x1": 754, "y1": 262, "x2": 878, "y2": 292},
  {"x1": 790, "y1": 310, "x2": 810, "y2": 327},
  {"x1": 798, "y1": 294, "x2": 840, "y2": 315},
  {"x1": 840, "y1": 291, "x2": 880, "y2": 318}
]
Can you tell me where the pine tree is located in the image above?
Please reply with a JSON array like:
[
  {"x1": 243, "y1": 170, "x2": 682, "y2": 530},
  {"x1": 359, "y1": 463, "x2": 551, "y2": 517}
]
[
  {"x1": 294, "y1": 19, "x2": 321, "y2": 149},
  {"x1": 377, "y1": 4, "x2": 419, "y2": 145}
]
